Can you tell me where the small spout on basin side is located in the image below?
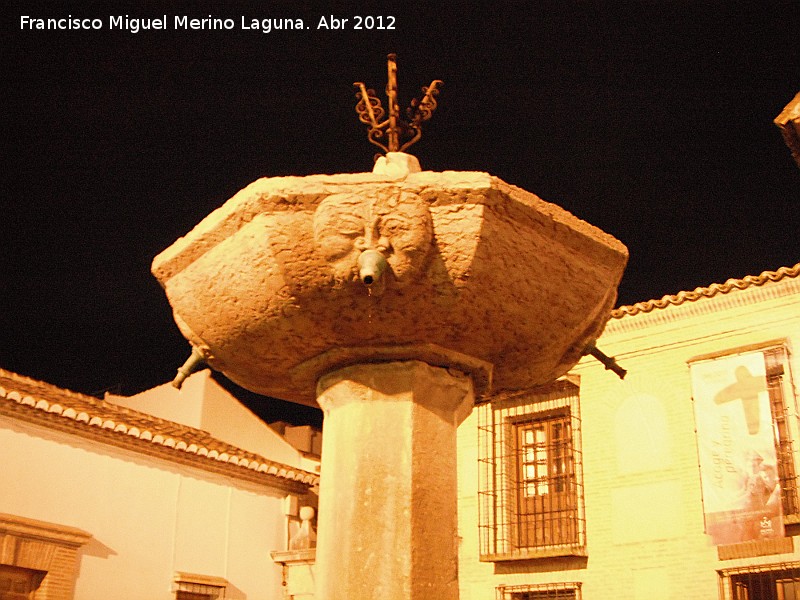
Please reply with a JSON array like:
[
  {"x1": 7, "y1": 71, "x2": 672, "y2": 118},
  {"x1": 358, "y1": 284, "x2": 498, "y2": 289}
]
[
  {"x1": 358, "y1": 249, "x2": 388, "y2": 288},
  {"x1": 583, "y1": 341, "x2": 627, "y2": 379},
  {"x1": 172, "y1": 346, "x2": 207, "y2": 389}
]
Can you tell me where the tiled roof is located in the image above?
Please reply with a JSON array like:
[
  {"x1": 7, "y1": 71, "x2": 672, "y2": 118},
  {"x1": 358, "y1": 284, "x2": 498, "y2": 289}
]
[
  {"x1": 0, "y1": 369, "x2": 319, "y2": 491},
  {"x1": 610, "y1": 263, "x2": 800, "y2": 319}
]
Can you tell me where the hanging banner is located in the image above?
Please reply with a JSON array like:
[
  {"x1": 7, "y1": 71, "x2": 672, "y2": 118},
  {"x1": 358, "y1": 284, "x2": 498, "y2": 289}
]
[{"x1": 691, "y1": 350, "x2": 784, "y2": 545}]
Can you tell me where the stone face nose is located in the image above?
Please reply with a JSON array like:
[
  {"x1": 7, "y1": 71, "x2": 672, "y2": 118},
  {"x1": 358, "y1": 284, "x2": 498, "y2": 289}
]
[{"x1": 152, "y1": 167, "x2": 627, "y2": 406}]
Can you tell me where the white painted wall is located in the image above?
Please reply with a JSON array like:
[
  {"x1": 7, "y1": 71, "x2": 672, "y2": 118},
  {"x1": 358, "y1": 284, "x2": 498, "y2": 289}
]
[
  {"x1": 0, "y1": 417, "x2": 289, "y2": 600},
  {"x1": 108, "y1": 370, "x2": 305, "y2": 468},
  {"x1": 105, "y1": 369, "x2": 206, "y2": 428}
]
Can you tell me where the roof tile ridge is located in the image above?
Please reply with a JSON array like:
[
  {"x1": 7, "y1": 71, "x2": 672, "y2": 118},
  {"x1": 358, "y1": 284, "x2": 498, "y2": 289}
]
[
  {"x1": 0, "y1": 370, "x2": 212, "y2": 434},
  {"x1": 0, "y1": 369, "x2": 106, "y2": 404},
  {"x1": 610, "y1": 262, "x2": 800, "y2": 319},
  {"x1": 0, "y1": 368, "x2": 319, "y2": 485}
]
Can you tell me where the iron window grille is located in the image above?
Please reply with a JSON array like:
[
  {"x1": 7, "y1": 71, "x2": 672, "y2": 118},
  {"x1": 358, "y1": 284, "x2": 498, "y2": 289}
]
[
  {"x1": 497, "y1": 581, "x2": 582, "y2": 600},
  {"x1": 718, "y1": 561, "x2": 800, "y2": 600},
  {"x1": 478, "y1": 379, "x2": 585, "y2": 561},
  {"x1": 764, "y1": 346, "x2": 799, "y2": 520}
]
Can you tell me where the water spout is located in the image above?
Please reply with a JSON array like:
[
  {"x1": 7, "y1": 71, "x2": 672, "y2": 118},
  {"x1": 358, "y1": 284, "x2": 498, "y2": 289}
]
[
  {"x1": 358, "y1": 249, "x2": 388, "y2": 288},
  {"x1": 172, "y1": 346, "x2": 206, "y2": 389},
  {"x1": 583, "y1": 341, "x2": 627, "y2": 379}
]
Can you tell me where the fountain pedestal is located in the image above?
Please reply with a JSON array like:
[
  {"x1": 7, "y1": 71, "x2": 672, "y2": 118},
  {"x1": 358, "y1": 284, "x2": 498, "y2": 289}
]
[
  {"x1": 152, "y1": 156, "x2": 628, "y2": 600},
  {"x1": 315, "y1": 361, "x2": 473, "y2": 600}
]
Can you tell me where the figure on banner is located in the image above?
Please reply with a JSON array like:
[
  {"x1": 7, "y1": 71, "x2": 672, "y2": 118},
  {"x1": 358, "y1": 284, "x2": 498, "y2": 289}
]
[{"x1": 739, "y1": 449, "x2": 783, "y2": 539}]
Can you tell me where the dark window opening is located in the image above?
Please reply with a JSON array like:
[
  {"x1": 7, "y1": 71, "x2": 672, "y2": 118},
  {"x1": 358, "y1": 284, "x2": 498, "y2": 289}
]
[
  {"x1": 498, "y1": 582, "x2": 581, "y2": 600},
  {"x1": 720, "y1": 562, "x2": 800, "y2": 600}
]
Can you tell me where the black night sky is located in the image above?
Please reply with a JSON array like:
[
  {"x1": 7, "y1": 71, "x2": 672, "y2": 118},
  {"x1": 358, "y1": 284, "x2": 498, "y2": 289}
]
[{"x1": 3, "y1": 1, "x2": 798, "y2": 425}]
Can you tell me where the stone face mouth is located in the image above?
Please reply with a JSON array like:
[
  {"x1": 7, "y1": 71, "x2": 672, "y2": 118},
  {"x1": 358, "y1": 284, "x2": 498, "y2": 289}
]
[{"x1": 153, "y1": 169, "x2": 628, "y2": 406}]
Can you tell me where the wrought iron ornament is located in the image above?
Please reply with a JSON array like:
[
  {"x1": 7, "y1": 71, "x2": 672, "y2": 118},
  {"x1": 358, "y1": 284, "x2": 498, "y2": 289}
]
[{"x1": 354, "y1": 53, "x2": 443, "y2": 154}]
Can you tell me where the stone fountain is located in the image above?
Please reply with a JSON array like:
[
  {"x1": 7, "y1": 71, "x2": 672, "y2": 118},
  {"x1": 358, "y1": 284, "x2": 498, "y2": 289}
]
[{"x1": 152, "y1": 56, "x2": 628, "y2": 600}]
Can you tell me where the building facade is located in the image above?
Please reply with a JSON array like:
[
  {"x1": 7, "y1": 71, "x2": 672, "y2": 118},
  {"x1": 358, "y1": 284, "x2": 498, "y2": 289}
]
[
  {"x1": 458, "y1": 263, "x2": 800, "y2": 599},
  {"x1": 5, "y1": 262, "x2": 799, "y2": 599},
  {"x1": 276, "y1": 262, "x2": 800, "y2": 599},
  {"x1": 0, "y1": 369, "x2": 319, "y2": 600}
]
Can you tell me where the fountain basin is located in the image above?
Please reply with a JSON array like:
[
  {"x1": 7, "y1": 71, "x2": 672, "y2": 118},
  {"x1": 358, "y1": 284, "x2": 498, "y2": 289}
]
[{"x1": 153, "y1": 168, "x2": 627, "y2": 406}]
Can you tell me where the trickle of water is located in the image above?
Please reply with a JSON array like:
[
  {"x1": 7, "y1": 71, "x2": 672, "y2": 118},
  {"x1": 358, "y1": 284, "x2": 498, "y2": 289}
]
[{"x1": 366, "y1": 286, "x2": 374, "y2": 326}]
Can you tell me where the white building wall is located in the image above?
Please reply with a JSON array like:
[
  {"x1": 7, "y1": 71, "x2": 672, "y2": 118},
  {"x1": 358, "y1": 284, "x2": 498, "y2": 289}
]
[
  {"x1": 105, "y1": 370, "x2": 206, "y2": 429},
  {"x1": 0, "y1": 416, "x2": 288, "y2": 600},
  {"x1": 198, "y1": 372, "x2": 303, "y2": 467},
  {"x1": 109, "y1": 370, "x2": 304, "y2": 469}
]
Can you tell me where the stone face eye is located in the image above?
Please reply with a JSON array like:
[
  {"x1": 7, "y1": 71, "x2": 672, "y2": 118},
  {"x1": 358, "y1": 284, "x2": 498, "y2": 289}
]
[
  {"x1": 334, "y1": 216, "x2": 365, "y2": 238},
  {"x1": 316, "y1": 236, "x2": 352, "y2": 261},
  {"x1": 380, "y1": 217, "x2": 410, "y2": 237},
  {"x1": 314, "y1": 216, "x2": 361, "y2": 259}
]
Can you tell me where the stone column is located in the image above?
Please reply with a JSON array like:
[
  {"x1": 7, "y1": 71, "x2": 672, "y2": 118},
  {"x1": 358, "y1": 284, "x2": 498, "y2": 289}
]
[{"x1": 314, "y1": 360, "x2": 474, "y2": 600}]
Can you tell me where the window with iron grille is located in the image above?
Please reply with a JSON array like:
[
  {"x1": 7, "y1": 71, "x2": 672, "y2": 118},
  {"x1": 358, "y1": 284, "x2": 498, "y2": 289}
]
[
  {"x1": 478, "y1": 380, "x2": 585, "y2": 560},
  {"x1": 719, "y1": 562, "x2": 800, "y2": 599},
  {"x1": 497, "y1": 581, "x2": 581, "y2": 600},
  {"x1": 764, "y1": 346, "x2": 799, "y2": 520}
]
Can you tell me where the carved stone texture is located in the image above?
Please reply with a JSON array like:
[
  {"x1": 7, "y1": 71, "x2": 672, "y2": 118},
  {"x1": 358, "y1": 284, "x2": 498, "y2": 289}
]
[
  {"x1": 152, "y1": 164, "x2": 628, "y2": 406},
  {"x1": 314, "y1": 361, "x2": 473, "y2": 600},
  {"x1": 775, "y1": 91, "x2": 800, "y2": 168},
  {"x1": 313, "y1": 189, "x2": 433, "y2": 294}
]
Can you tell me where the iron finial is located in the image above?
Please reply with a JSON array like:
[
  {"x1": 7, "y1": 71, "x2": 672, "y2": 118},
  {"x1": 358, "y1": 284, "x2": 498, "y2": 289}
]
[{"x1": 354, "y1": 53, "x2": 443, "y2": 154}]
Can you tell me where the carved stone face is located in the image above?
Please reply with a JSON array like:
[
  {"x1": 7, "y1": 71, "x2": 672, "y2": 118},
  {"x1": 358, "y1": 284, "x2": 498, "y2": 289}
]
[{"x1": 313, "y1": 190, "x2": 433, "y2": 287}]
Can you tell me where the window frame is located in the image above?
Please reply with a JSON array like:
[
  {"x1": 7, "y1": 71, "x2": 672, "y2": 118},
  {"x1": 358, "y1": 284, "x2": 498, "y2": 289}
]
[
  {"x1": 478, "y1": 379, "x2": 586, "y2": 561},
  {"x1": 763, "y1": 345, "x2": 799, "y2": 520},
  {"x1": 497, "y1": 581, "x2": 582, "y2": 600},
  {"x1": 718, "y1": 561, "x2": 800, "y2": 600},
  {"x1": 0, "y1": 513, "x2": 91, "y2": 600},
  {"x1": 173, "y1": 572, "x2": 227, "y2": 600},
  {"x1": 509, "y1": 408, "x2": 579, "y2": 551}
]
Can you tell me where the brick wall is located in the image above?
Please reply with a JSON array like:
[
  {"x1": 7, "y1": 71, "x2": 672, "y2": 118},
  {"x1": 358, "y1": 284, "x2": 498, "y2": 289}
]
[{"x1": 0, "y1": 513, "x2": 91, "y2": 600}]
